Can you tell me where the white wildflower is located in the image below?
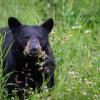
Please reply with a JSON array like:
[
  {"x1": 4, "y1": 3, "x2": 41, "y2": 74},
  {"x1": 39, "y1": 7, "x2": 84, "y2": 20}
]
[
  {"x1": 82, "y1": 90, "x2": 87, "y2": 96},
  {"x1": 72, "y1": 25, "x2": 82, "y2": 29},
  {"x1": 47, "y1": 3, "x2": 50, "y2": 8},
  {"x1": 78, "y1": 78, "x2": 82, "y2": 83},
  {"x1": 47, "y1": 97, "x2": 51, "y2": 100},
  {"x1": 68, "y1": 71, "x2": 75, "y2": 75},
  {"x1": 67, "y1": 88, "x2": 71, "y2": 92},
  {"x1": 64, "y1": 34, "x2": 73, "y2": 41},
  {"x1": 44, "y1": 86, "x2": 49, "y2": 92},
  {"x1": 85, "y1": 80, "x2": 93, "y2": 85},
  {"x1": 84, "y1": 79, "x2": 93, "y2": 86},
  {"x1": 84, "y1": 29, "x2": 91, "y2": 34},
  {"x1": 37, "y1": 94, "x2": 40, "y2": 97},
  {"x1": 68, "y1": 71, "x2": 78, "y2": 78},
  {"x1": 11, "y1": 97, "x2": 14, "y2": 100},
  {"x1": 93, "y1": 94, "x2": 100, "y2": 99}
]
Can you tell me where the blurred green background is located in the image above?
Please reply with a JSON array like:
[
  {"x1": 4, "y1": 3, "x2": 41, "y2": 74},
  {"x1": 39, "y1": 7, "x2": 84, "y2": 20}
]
[{"x1": 0, "y1": 0, "x2": 100, "y2": 100}]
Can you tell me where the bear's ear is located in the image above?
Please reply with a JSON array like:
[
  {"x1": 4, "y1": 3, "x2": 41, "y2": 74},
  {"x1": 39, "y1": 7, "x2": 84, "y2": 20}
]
[
  {"x1": 41, "y1": 18, "x2": 54, "y2": 33},
  {"x1": 8, "y1": 17, "x2": 22, "y2": 29}
]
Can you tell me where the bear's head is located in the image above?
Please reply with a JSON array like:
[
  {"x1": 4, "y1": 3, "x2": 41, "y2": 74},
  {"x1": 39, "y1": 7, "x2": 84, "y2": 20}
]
[{"x1": 8, "y1": 17, "x2": 54, "y2": 58}]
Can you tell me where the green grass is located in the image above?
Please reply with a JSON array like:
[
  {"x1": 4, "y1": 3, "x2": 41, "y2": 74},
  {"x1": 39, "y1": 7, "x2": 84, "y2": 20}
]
[{"x1": 0, "y1": 0, "x2": 100, "y2": 99}]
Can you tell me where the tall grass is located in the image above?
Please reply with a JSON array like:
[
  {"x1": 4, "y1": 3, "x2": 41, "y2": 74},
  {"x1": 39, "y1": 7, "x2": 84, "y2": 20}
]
[{"x1": 0, "y1": 0, "x2": 100, "y2": 99}]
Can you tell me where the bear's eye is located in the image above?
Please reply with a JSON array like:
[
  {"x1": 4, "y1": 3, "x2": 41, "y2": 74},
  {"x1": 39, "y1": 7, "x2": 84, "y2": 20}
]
[
  {"x1": 38, "y1": 37, "x2": 43, "y2": 42},
  {"x1": 23, "y1": 36, "x2": 30, "y2": 42},
  {"x1": 23, "y1": 36, "x2": 30, "y2": 39},
  {"x1": 38, "y1": 37, "x2": 43, "y2": 40}
]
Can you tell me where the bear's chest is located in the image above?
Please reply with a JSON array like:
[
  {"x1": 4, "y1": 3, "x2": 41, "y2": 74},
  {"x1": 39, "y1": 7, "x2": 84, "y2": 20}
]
[{"x1": 14, "y1": 63, "x2": 44, "y2": 85}]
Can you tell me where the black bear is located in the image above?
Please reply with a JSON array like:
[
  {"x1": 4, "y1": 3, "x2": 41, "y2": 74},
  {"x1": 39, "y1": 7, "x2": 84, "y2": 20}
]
[{"x1": 1, "y1": 17, "x2": 56, "y2": 99}]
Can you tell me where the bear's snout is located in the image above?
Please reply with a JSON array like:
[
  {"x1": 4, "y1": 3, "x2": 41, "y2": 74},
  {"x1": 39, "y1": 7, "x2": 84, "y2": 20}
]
[{"x1": 23, "y1": 38, "x2": 42, "y2": 57}]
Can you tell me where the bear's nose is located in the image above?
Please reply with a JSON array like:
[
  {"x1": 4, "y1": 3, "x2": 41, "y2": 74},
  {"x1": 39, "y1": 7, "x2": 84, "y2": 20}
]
[
  {"x1": 32, "y1": 47, "x2": 38, "y2": 52},
  {"x1": 31, "y1": 46, "x2": 39, "y2": 54}
]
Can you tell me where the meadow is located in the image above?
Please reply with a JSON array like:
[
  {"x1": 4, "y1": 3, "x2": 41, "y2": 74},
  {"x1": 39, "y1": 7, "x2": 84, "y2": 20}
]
[{"x1": 0, "y1": 0, "x2": 100, "y2": 100}]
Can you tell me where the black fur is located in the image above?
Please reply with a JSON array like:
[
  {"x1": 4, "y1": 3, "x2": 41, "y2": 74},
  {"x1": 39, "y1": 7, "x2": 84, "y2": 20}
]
[{"x1": 1, "y1": 17, "x2": 56, "y2": 99}]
